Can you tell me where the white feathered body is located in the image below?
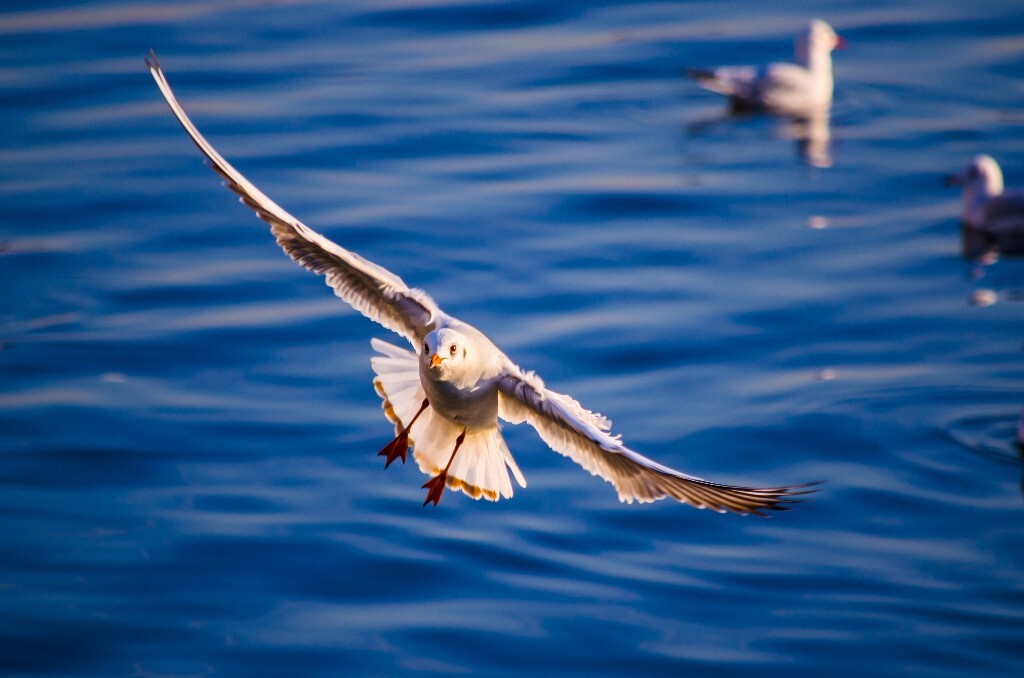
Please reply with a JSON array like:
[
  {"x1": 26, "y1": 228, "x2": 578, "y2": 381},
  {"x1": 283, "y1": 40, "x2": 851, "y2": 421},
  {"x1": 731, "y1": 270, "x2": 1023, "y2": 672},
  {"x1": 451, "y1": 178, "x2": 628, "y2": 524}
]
[
  {"x1": 694, "y1": 62, "x2": 832, "y2": 112},
  {"x1": 371, "y1": 331, "x2": 526, "y2": 502},
  {"x1": 688, "y1": 19, "x2": 841, "y2": 114},
  {"x1": 418, "y1": 321, "x2": 503, "y2": 429}
]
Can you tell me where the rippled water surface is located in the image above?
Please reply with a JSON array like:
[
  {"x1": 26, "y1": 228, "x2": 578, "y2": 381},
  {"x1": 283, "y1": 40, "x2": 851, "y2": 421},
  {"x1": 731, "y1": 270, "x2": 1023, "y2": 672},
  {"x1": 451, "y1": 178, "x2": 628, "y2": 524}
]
[{"x1": 3, "y1": 1, "x2": 1024, "y2": 675}]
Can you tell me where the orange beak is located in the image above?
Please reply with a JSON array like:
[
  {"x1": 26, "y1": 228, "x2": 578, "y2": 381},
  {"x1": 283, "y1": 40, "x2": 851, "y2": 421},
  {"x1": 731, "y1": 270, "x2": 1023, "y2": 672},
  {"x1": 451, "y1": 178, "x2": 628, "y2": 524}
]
[{"x1": 430, "y1": 353, "x2": 445, "y2": 368}]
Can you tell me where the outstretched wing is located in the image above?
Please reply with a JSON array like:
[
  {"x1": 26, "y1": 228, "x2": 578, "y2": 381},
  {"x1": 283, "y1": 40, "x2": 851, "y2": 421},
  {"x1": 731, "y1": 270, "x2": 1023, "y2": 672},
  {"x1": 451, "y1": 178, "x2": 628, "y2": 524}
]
[
  {"x1": 145, "y1": 51, "x2": 441, "y2": 345},
  {"x1": 497, "y1": 363, "x2": 814, "y2": 515}
]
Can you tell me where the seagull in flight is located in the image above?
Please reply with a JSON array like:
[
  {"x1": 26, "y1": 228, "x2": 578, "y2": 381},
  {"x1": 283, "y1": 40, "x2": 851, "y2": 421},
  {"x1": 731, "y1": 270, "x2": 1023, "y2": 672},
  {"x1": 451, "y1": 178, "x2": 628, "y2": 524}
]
[{"x1": 145, "y1": 51, "x2": 814, "y2": 514}]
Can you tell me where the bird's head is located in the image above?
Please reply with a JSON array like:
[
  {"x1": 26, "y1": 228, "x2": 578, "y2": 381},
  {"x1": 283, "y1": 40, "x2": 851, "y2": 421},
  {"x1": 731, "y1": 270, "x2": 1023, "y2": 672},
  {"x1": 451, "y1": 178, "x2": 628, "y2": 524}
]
[
  {"x1": 797, "y1": 19, "x2": 845, "y2": 64},
  {"x1": 945, "y1": 154, "x2": 1004, "y2": 195},
  {"x1": 422, "y1": 328, "x2": 469, "y2": 378},
  {"x1": 946, "y1": 154, "x2": 1004, "y2": 226}
]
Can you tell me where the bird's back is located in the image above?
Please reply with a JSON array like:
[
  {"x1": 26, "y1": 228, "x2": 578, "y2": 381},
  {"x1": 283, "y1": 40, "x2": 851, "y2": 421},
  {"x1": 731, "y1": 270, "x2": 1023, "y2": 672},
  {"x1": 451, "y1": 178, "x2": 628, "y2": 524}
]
[{"x1": 981, "y1": 191, "x2": 1024, "y2": 234}]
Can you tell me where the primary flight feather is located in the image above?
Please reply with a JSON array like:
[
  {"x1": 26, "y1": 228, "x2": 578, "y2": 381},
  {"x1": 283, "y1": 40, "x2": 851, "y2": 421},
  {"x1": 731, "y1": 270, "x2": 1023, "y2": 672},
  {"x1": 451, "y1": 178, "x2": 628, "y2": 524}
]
[{"x1": 145, "y1": 51, "x2": 813, "y2": 515}]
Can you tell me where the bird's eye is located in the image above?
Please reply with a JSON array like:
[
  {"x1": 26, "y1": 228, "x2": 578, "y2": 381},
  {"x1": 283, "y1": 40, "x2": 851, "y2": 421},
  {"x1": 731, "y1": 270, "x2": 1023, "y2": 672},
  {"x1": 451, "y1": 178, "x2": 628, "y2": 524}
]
[
  {"x1": 450, "y1": 343, "x2": 458, "y2": 356},
  {"x1": 423, "y1": 342, "x2": 429, "y2": 355}
]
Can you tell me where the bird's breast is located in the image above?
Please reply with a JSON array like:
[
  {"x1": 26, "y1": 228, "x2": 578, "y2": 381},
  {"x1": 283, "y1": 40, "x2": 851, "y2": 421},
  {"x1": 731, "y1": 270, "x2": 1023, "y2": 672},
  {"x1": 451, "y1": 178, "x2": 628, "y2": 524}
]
[{"x1": 420, "y1": 369, "x2": 499, "y2": 430}]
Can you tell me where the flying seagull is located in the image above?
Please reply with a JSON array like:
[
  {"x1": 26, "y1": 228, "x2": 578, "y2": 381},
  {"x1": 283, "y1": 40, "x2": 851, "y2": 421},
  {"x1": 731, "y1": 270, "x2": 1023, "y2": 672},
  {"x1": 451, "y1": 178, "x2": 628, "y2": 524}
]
[{"x1": 145, "y1": 51, "x2": 813, "y2": 514}]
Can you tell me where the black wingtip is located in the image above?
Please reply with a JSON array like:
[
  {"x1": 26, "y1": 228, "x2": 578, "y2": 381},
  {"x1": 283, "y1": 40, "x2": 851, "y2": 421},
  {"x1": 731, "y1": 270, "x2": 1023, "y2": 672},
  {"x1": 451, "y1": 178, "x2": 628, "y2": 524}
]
[
  {"x1": 743, "y1": 481, "x2": 824, "y2": 517},
  {"x1": 144, "y1": 49, "x2": 160, "y2": 72},
  {"x1": 775, "y1": 481, "x2": 824, "y2": 504},
  {"x1": 791, "y1": 480, "x2": 825, "y2": 495},
  {"x1": 685, "y1": 67, "x2": 714, "y2": 81}
]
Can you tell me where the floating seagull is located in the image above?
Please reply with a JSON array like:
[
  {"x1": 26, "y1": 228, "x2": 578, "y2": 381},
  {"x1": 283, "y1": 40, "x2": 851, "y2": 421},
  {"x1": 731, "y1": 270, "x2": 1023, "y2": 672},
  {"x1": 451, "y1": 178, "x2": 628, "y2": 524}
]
[
  {"x1": 687, "y1": 19, "x2": 845, "y2": 113},
  {"x1": 145, "y1": 52, "x2": 813, "y2": 514},
  {"x1": 946, "y1": 155, "x2": 1024, "y2": 234}
]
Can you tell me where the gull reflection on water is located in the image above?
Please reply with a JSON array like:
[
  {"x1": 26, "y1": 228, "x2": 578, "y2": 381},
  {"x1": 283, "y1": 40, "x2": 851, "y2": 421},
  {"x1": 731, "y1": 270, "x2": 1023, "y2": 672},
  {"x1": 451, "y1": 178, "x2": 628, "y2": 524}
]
[
  {"x1": 686, "y1": 104, "x2": 833, "y2": 169},
  {"x1": 961, "y1": 224, "x2": 1024, "y2": 261},
  {"x1": 960, "y1": 227, "x2": 1024, "y2": 308},
  {"x1": 786, "y1": 107, "x2": 832, "y2": 169}
]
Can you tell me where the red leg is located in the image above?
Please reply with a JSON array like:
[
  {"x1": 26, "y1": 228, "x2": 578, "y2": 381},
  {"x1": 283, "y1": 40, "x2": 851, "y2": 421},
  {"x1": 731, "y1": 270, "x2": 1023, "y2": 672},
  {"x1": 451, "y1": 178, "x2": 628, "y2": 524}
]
[
  {"x1": 422, "y1": 429, "x2": 467, "y2": 507},
  {"x1": 377, "y1": 398, "x2": 429, "y2": 468}
]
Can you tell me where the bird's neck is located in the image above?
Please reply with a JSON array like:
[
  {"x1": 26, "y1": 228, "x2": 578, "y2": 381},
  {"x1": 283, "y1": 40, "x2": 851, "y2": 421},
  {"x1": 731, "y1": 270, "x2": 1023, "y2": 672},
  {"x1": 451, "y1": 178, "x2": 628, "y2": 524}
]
[
  {"x1": 805, "y1": 50, "x2": 833, "y2": 101},
  {"x1": 963, "y1": 181, "x2": 1001, "y2": 226},
  {"x1": 984, "y1": 174, "x2": 1004, "y2": 198},
  {"x1": 806, "y1": 50, "x2": 832, "y2": 77}
]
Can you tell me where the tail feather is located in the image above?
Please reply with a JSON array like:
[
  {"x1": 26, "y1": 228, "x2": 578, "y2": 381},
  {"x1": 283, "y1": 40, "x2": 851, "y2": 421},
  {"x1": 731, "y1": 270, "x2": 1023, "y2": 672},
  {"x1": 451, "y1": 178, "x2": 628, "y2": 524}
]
[
  {"x1": 686, "y1": 67, "x2": 736, "y2": 96},
  {"x1": 370, "y1": 338, "x2": 424, "y2": 434},
  {"x1": 370, "y1": 338, "x2": 526, "y2": 502},
  {"x1": 687, "y1": 65, "x2": 762, "y2": 100}
]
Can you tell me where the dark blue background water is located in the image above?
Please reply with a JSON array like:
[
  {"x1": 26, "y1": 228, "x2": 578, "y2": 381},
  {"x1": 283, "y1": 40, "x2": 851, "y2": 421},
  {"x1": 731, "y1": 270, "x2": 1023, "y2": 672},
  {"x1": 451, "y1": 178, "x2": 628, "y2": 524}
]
[{"x1": 2, "y1": 1, "x2": 1023, "y2": 675}]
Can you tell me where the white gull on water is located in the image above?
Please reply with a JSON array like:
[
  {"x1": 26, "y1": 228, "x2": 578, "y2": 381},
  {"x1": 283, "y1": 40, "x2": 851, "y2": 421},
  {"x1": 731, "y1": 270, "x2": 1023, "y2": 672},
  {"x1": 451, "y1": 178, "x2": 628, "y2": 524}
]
[
  {"x1": 145, "y1": 52, "x2": 812, "y2": 514},
  {"x1": 947, "y1": 155, "x2": 1024, "y2": 234},
  {"x1": 687, "y1": 19, "x2": 845, "y2": 113}
]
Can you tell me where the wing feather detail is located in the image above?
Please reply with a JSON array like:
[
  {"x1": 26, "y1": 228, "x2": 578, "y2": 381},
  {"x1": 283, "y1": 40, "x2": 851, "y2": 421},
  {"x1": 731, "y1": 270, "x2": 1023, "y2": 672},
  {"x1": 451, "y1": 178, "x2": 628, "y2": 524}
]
[
  {"x1": 145, "y1": 51, "x2": 440, "y2": 344},
  {"x1": 496, "y1": 364, "x2": 814, "y2": 515}
]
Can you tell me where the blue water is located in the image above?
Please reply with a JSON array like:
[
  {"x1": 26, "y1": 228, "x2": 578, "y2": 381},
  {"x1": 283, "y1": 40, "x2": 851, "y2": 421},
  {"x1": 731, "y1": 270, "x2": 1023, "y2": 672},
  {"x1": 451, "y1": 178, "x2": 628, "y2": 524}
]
[{"x1": 2, "y1": 1, "x2": 1023, "y2": 675}]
